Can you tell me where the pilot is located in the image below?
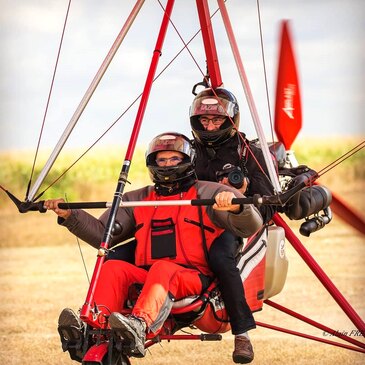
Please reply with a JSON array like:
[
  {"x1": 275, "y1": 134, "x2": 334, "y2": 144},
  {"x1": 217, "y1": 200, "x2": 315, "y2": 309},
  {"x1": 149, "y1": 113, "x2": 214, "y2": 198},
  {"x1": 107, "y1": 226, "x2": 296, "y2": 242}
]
[{"x1": 45, "y1": 132, "x2": 263, "y2": 361}]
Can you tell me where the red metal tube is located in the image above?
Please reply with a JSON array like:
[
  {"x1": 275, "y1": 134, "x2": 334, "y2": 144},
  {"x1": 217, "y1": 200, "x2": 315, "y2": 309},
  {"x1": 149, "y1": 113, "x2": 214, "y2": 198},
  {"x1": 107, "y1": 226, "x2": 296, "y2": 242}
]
[
  {"x1": 273, "y1": 213, "x2": 365, "y2": 336},
  {"x1": 256, "y1": 321, "x2": 365, "y2": 354},
  {"x1": 80, "y1": 0, "x2": 175, "y2": 323},
  {"x1": 196, "y1": 0, "x2": 223, "y2": 88},
  {"x1": 265, "y1": 299, "x2": 365, "y2": 349},
  {"x1": 125, "y1": 0, "x2": 175, "y2": 159}
]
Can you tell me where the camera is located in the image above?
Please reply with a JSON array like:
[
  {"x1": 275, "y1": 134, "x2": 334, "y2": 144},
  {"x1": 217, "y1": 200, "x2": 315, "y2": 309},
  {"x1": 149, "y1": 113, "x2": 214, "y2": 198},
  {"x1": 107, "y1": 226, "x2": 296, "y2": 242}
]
[{"x1": 216, "y1": 163, "x2": 246, "y2": 189}]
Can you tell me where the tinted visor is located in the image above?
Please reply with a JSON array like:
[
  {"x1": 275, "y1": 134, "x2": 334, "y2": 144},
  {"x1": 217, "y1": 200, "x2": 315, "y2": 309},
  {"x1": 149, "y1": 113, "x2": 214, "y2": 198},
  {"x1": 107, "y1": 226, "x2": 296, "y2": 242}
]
[
  {"x1": 190, "y1": 95, "x2": 236, "y2": 118},
  {"x1": 147, "y1": 134, "x2": 192, "y2": 161}
]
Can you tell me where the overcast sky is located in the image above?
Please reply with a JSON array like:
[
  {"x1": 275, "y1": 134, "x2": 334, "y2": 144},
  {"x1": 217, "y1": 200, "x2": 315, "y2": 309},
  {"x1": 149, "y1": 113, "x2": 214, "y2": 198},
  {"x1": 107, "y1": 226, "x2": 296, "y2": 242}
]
[{"x1": 0, "y1": 0, "x2": 364, "y2": 152}]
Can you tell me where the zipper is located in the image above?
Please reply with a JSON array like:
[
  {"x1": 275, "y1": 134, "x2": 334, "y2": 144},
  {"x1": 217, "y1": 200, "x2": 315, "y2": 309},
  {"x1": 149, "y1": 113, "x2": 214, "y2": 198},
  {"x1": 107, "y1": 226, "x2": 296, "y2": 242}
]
[{"x1": 184, "y1": 217, "x2": 215, "y2": 233}]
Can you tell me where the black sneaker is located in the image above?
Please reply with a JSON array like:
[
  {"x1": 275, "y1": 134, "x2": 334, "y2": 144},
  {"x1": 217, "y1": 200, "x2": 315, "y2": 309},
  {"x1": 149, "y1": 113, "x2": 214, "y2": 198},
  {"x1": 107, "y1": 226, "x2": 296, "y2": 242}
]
[
  {"x1": 58, "y1": 308, "x2": 85, "y2": 362},
  {"x1": 109, "y1": 313, "x2": 146, "y2": 358}
]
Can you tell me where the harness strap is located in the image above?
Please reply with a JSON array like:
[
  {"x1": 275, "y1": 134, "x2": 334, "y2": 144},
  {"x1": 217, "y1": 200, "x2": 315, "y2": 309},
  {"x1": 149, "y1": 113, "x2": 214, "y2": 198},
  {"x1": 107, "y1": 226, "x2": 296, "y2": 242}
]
[{"x1": 197, "y1": 202, "x2": 210, "y2": 265}]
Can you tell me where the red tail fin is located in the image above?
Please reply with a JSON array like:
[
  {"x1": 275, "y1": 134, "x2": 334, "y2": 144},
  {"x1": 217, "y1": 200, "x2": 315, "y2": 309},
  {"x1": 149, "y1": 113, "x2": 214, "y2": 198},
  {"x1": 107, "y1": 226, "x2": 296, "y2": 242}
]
[{"x1": 274, "y1": 20, "x2": 302, "y2": 150}]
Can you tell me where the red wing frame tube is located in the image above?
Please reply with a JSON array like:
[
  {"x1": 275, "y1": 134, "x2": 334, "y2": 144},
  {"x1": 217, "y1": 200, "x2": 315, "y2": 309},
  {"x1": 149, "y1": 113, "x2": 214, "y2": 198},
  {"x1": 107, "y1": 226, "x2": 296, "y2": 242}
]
[
  {"x1": 273, "y1": 214, "x2": 365, "y2": 336},
  {"x1": 80, "y1": 0, "x2": 176, "y2": 324},
  {"x1": 196, "y1": 0, "x2": 223, "y2": 88}
]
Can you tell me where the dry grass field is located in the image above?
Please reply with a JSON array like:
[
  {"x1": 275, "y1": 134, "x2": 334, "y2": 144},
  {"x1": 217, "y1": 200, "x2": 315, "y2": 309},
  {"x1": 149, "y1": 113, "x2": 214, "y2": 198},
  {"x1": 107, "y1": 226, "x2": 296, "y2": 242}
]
[
  {"x1": 0, "y1": 140, "x2": 364, "y2": 364},
  {"x1": 1, "y1": 202, "x2": 364, "y2": 365}
]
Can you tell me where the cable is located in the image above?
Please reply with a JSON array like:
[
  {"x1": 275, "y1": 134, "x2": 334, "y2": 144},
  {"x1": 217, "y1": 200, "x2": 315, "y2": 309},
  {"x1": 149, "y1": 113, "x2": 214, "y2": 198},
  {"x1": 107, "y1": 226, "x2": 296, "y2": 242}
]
[
  {"x1": 26, "y1": 0, "x2": 72, "y2": 200},
  {"x1": 65, "y1": 193, "x2": 90, "y2": 285}
]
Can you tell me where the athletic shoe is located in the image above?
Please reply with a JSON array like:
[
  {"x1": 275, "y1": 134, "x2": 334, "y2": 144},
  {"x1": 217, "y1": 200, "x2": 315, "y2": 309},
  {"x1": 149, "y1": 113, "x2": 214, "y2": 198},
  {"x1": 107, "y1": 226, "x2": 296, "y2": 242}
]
[
  {"x1": 58, "y1": 308, "x2": 85, "y2": 362},
  {"x1": 109, "y1": 312, "x2": 146, "y2": 358}
]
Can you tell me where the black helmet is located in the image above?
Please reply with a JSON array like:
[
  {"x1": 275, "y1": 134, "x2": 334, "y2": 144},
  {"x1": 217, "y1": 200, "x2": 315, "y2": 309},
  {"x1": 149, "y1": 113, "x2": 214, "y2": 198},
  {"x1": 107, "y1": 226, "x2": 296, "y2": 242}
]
[
  {"x1": 146, "y1": 132, "x2": 196, "y2": 184},
  {"x1": 190, "y1": 87, "x2": 240, "y2": 146}
]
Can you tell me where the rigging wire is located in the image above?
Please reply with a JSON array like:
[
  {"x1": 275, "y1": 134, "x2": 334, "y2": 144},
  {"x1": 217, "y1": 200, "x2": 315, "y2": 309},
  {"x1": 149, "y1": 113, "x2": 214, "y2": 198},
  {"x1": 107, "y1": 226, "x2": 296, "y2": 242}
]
[
  {"x1": 26, "y1": 0, "x2": 72, "y2": 200},
  {"x1": 64, "y1": 193, "x2": 90, "y2": 285},
  {"x1": 33, "y1": 35, "x2": 206, "y2": 198},
  {"x1": 76, "y1": 233, "x2": 90, "y2": 285},
  {"x1": 27, "y1": 2, "x2": 363, "y2": 201},
  {"x1": 256, "y1": 0, "x2": 276, "y2": 163},
  {"x1": 35, "y1": 1, "x2": 272, "y2": 197},
  {"x1": 32, "y1": 2, "x2": 222, "y2": 198},
  {"x1": 216, "y1": 0, "x2": 276, "y2": 187},
  {"x1": 317, "y1": 140, "x2": 365, "y2": 177},
  {"x1": 156, "y1": 0, "x2": 219, "y2": 89},
  {"x1": 157, "y1": 0, "x2": 275, "y2": 187},
  {"x1": 29, "y1": 1, "x2": 274, "y2": 197}
]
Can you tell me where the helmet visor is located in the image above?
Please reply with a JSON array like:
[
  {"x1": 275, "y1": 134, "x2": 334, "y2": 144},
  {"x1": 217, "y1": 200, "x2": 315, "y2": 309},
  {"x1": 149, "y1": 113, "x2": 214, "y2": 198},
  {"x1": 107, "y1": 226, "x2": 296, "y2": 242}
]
[
  {"x1": 147, "y1": 133, "x2": 192, "y2": 159},
  {"x1": 190, "y1": 95, "x2": 236, "y2": 118}
]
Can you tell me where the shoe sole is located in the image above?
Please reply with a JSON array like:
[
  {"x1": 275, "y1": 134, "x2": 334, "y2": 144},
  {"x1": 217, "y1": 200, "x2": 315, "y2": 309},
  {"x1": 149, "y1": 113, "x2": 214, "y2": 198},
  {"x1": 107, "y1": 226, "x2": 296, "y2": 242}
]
[
  {"x1": 233, "y1": 354, "x2": 254, "y2": 364},
  {"x1": 57, "y1": 308, "x2": 84, "y2": 362},
  {"x1": 58, "y1": 308, "x2": 83, "y2": 342},
  {"x1": 109, "y1": 313, "x2": 146, "y2": 357}
]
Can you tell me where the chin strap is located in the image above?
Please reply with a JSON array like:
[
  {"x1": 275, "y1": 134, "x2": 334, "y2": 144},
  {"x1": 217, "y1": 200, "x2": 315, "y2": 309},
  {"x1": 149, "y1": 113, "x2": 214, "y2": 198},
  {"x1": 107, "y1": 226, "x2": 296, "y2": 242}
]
[{"x1": 155, "y1": 176, "x2": 196, "y2": 196}]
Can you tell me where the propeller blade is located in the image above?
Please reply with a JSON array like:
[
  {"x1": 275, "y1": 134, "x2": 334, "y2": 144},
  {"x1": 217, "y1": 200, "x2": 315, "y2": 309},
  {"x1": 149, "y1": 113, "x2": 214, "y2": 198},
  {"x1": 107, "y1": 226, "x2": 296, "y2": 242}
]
[{"x1": 274, "y1": 20, "x2": 302, "y2": 150}]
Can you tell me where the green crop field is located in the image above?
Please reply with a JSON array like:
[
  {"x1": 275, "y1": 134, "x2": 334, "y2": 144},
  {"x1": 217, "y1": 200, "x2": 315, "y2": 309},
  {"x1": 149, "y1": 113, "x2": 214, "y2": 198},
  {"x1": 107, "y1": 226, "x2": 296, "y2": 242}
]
[
  {"x1": 0, "y1": 136, "x2": 363, "y2": 249},
  {"x1": 0, "y1": 146, "x2": 150, "y2": 204},
  {"x1": 0, "y1": 137, "x2": 364, "y2": 205}
]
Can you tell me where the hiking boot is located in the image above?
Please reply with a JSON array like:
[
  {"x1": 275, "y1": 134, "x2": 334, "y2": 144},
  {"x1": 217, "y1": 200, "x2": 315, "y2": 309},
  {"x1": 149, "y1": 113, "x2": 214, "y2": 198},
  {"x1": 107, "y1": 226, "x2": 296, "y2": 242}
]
[
  {"x1": 58, "y1": 308, "x2": 85, "y2": 363},
  {"x1": 109, "y1": 312, "x2": 146, "y2": 358},
  {"x1": 232, "y1": 336, "x2": 254, "y2": 364}
]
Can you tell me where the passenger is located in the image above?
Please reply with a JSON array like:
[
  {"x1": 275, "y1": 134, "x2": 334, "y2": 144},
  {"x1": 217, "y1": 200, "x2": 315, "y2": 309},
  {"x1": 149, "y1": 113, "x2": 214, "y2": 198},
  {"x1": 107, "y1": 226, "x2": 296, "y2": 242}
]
[
  {"x1": 189, "y1": 87, "x2": 276, "y2": 364},
  {"x1": 45, "y1": 132, "x2": 263, "y2": 361}
]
